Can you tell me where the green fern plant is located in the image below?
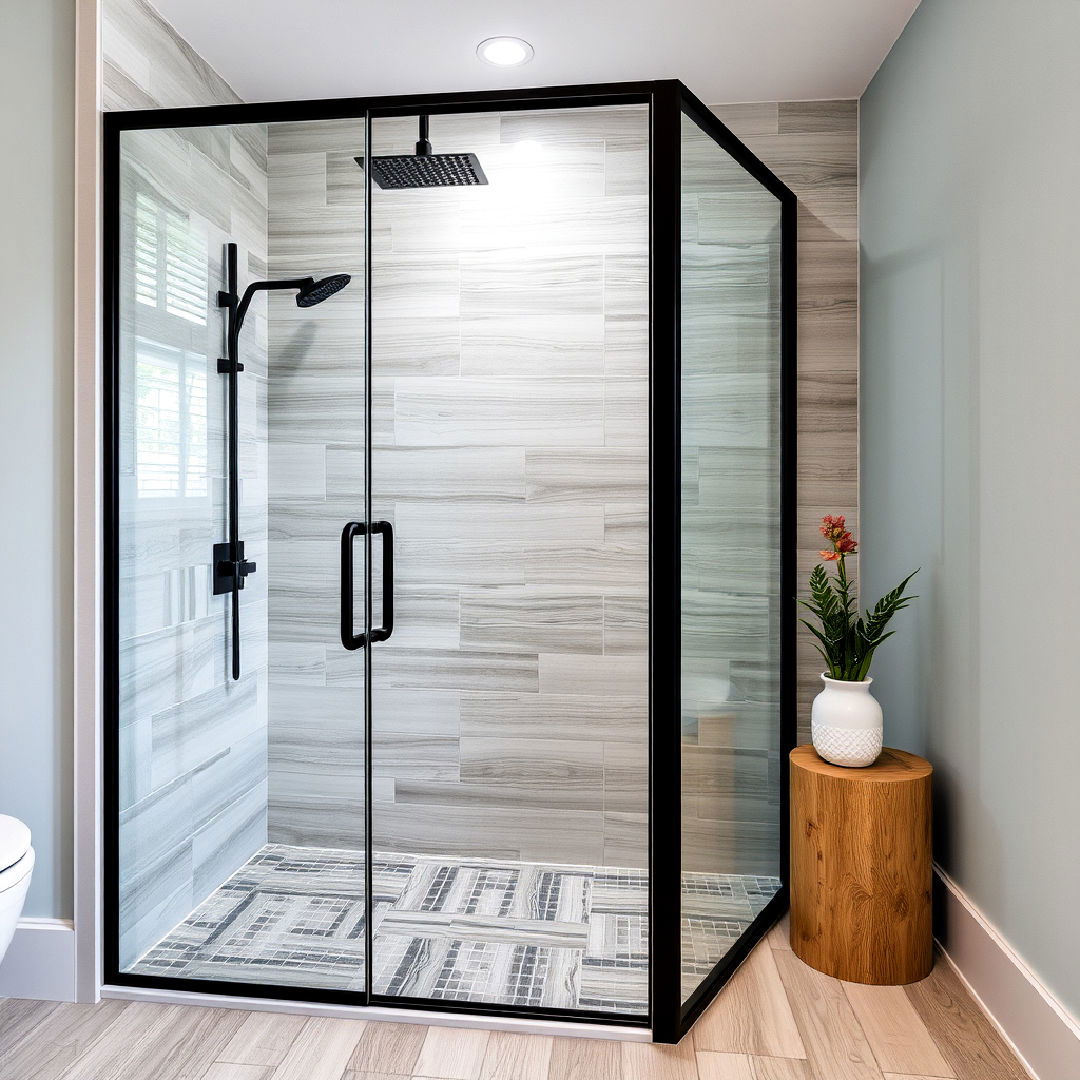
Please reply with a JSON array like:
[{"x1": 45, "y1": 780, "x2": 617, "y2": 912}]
[{"x1": 798, "y1": 516, "x2": 918, "y2": 681}]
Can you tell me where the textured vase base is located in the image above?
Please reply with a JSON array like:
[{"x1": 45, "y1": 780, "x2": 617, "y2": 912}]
[{"x1": 811, "y1": 725, "x2": 883, "y2": 768}]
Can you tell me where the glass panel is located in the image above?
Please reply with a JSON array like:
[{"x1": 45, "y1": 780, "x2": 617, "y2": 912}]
[
  {"x1": 368, "y1": 105, "x2": 651, "y2": 1015},
  {"x1": 116, "y1": 118, "x2": 368, "y2": 992},
  {"x1": 679, "y1": 111, "x2": 784, "y2": 1004}
]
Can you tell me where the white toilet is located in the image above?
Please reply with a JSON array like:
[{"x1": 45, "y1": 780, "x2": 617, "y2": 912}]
[{"x1": 0, "y1": 815, "x2": 34, "y2": 965}]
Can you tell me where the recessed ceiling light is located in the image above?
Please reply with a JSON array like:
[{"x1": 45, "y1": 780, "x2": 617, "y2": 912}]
[{"x1": 476, "y1": 37, "x2": 534, "y2": 67}]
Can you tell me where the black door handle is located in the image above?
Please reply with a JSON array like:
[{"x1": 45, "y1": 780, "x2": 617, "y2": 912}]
[
  {"x1": 340, "y1": 519, "x2": 394, "y2": 650},
  {"x1": 340, "y1": 521, "x2": 366, "y2": 651},
  {"x1": 370, "y1": 520, "x2": 394, "y2": 643}
]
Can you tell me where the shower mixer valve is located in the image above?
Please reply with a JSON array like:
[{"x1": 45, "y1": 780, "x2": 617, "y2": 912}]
[{"x1": 212, "y1": 540, "x2": 257, "y2": 597}]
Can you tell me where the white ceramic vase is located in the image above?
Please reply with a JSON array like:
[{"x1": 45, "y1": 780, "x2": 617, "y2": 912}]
[{"x1": 811, "y1": 674, "x2": 883, "y2": 767}]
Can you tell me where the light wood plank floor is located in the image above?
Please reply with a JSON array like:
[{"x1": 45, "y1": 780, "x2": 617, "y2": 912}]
[{"x1": 0, "y1": 923, "x2": 1028, "y2": 1080}]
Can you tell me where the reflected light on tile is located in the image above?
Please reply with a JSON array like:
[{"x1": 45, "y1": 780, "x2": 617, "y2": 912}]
[{"x1": 511, "y1": 139, "x2": 545, "y2": 161}]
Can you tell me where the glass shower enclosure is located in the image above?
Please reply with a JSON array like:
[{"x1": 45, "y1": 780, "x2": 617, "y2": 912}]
[{"x1": 103, "y1": 81, "x2": 796, "y2": 1042}]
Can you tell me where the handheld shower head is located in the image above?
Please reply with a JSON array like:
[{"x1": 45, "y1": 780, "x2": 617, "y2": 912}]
[{"x1": 296, "y1": 274, "x2": 351, "y2": 308}]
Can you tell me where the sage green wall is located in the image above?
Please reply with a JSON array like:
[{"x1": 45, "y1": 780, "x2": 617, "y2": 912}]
[
  {"x1": 861, "y1": 0, "x2": 1080, "y2": 1017},
  {"x1": 0, "y1": 0, "x2": 75, "y2": 919}
]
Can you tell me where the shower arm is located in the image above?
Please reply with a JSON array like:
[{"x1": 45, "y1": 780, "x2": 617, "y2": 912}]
[
  {"x1": 416, "y1": 114, "x2": 432, "y2": 156},
  {"x1": 231, "y1": 277, "x2": 316, "y2": 333}
]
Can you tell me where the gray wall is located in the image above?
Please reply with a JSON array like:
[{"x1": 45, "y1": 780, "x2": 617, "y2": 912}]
[
  {"x1": 861, "y1": 0, "x2": 1080, "y2": 1017},
  {"x1": 0, "y1": 0, "x2": 75, "y2": 920}
]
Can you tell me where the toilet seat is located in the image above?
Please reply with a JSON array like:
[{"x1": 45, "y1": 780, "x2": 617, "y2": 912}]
[{"x1": 0, "y1": 816, "x2": 31, "y2": 875}]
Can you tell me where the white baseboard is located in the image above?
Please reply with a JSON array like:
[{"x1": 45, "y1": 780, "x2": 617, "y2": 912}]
[
  {"x1": 0, "y1": 918, "x2": 76, "y2": 1002},
  {"x1": 934, "y1": 866, "x2": 1080, "y2": 1080}
]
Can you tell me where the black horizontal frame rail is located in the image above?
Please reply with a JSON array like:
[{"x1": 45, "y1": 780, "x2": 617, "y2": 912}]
[
  {"x1": 103, "y1": 78, "x2": 797, "y2": 1039},
  {"x1": 101, "y1": 82, "x2": 658, "y2": 132},
  {"x1": 106, "y1": 967, "x2": 651, "y2": 1027}
]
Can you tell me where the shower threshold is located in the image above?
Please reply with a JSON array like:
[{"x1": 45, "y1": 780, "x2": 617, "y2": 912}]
[{"x1": 129, "y1": 845, "x2": 778, "y2": 1013}]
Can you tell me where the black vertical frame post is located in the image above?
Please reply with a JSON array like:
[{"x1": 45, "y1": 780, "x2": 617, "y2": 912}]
[
  {"x1": 778, "y1": 179, "x2": 798, "y2": 911},
  {"x1": 648, "y1": 79, "x2": 684, "y2": 1046},
  {"x1": 652, "y1": 85, "x2": 799, "y2": 1043},
  {"x1": 226, "y1": 243, "x2": 241, "y2": 681},
  {"x1": 362, "y1": 108, "x2": 375, "y2": 1006},
  {"x1": 101, "y1": 115, "x2": 122, "y2": 987}
]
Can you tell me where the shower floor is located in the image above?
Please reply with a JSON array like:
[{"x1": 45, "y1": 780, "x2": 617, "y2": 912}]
[{"x1": 130, "y1": 845, "x2": 778, "y2": 1012}]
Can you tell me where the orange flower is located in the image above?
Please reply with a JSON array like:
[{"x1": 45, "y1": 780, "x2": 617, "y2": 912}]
[
  {"x1": 819, "y1": 514, "x2": 847, "y2": 541},
  {"x1": 818, "y1": 515, "x2": 858, "y2": 561}
]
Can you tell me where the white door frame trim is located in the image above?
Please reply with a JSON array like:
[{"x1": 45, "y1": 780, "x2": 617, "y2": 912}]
[{"x1": 73, "y1": 0, "x2": 103, "y2": 1005}]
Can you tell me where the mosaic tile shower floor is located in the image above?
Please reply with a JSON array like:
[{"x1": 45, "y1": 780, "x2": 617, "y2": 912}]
[{"x1": 130, "y1": 845, "x2": 779, "y2": 1013}]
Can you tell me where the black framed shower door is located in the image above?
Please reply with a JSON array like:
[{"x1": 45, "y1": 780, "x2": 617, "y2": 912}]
[{"x1": 102, "y1": 80, "x2": 797, "y2": 1043}]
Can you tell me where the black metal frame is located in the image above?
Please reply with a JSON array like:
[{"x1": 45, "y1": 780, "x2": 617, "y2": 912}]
[
  {"x1": 101, "y1": 79, "x2": 797, "y2": 1043},
  {"x1": 649, "y1": 83, "x2": 799, "y2": 1042}
]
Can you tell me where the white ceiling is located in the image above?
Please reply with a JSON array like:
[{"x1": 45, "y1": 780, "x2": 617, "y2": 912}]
[{"x1": 150, "y1": 0, "x2": 921, "y2": 105}]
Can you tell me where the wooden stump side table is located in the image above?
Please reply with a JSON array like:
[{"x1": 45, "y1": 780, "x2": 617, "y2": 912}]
[{"x1": 789, "y1": 744, "x2": 933, "y2": 984}]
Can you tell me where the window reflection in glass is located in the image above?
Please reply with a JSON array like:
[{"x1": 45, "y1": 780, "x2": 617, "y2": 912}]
[{"x1": 134, "y1": 339, "x2": 208, "y2": 499}]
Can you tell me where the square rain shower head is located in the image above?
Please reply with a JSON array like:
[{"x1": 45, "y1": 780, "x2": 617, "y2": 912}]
[{"x1": 354, "y1": 152, "x2": 489, "y2": 190}]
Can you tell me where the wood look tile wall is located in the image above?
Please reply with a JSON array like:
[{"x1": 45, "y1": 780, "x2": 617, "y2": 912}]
[
  {"x1": 264, "y1": 108, "x2": 653, "y2": 866},
  {"x1": 679, "y1": 115, "x2": 784, "y2": 878},
  {"x1": 113, "y1": 124, "x2": 270, "y2": 966},
  {"x1": 103, "y1": 0, "x2": 858, "y2": 885},
  {"x1": 262, "y1": 100, "x2": 855, "y2": 869},
  {"x1": 709, "y1": 99, "x2": 859, "y2": 737},
  {"x1": 262, "y1": 119, "x2": 368, "y2": 848},
  {"x1": 102, "y1": 0, "x2": 242, "y2": 111}
]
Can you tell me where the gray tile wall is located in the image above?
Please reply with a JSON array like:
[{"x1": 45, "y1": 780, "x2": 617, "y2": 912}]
[
  {"x1": 709, "y1": 101, "x2": 860, "y2": 736},
  {"x1": 99, "y1": 9, "x2": 858, "y2": 746},
  {"x1": 263, "y1": 118, "x2": 368, "y2": 849},
  {"x1": 115, "y1": 122, "x2": 269, "y2": 967},
  {"x1": 102, "y1": 1, "x2": 858, "y2": 892},
  {"x1": 102, "y1": 0, "x2": 242, "y2": 111},
  {"x1": 261, "y1": 101, "x2": 856, "y2": 872},
  {"x1": 678, "y1": 115, "x2": 784, "y2": 878},
  {"x1": 105, "y1": 0, "x2": 272, "y2": 969},
  {"x1": 670, "y1": 100, "x2": 859, "y2": 875},
  {"x1": 264, "y1": 107, "x2": 652, "y2": 867}
]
